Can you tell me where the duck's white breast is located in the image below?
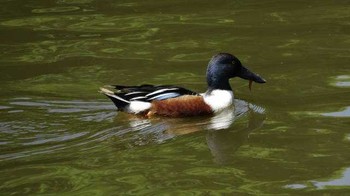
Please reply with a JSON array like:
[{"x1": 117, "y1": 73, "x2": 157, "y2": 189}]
[{"x1": 202, "y1": 90, "x2": 234, "y2": 112}]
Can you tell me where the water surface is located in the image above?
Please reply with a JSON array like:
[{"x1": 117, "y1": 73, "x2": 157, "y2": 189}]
[{"x1": 1, "y1": 0, "x2": 350, "y2": 194}]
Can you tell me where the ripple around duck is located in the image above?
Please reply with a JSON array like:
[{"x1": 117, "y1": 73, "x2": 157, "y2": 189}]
[{"x1": 0, "y1": 97, "x2": 266, "y2": 162}]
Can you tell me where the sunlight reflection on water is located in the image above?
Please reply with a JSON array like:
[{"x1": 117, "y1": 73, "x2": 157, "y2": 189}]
[
  {"x1": 312, "y1": 167, "x2": 350, "y2": 189},
  {"x1": 285, "y1": 167, "x2": 350, "y2": 190},
  {"x1": 330, "y1": 75, "x2": 350, "y2": 88},
  {"x1": 322, "y1": 106, "x2": 350, "y2": 117}
]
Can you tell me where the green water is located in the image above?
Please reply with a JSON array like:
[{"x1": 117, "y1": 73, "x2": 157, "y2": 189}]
[{"x1": 1, "y1": 0, "x2": 350, "y2": 194}]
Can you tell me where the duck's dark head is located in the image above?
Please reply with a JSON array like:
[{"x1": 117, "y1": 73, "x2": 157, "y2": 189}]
[{"x1": 206, "y1": 53, "x2": 266, "y2": 91}]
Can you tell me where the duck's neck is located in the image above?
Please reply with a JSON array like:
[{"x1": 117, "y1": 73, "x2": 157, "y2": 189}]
[{"x1": 207, "y1": 76, "x2": 232, "y2": 91}]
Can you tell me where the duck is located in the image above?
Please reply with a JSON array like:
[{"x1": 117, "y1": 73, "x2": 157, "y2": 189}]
[{"x1": 100, "y1": 53, "x2": 266, "y2": 117}]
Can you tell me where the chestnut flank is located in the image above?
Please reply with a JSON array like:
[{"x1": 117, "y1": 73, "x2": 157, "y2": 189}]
[{"x1": 148, "y1": 95, "x2": 213, "y2": 117}]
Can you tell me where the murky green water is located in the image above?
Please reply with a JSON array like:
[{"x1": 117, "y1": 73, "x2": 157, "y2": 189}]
[{"x1": 1, "y1": 0, "x2": 350, "y2": 194}]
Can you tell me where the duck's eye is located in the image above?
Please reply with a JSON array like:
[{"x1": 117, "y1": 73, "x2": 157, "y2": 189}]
[{"x1": 232, "y1": 60, "x2": 236, "y2": 65}]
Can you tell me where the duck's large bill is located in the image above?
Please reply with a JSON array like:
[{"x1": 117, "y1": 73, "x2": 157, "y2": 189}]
[{"x1": 238, "y1": 66, "x2": 266, "y2": 91}]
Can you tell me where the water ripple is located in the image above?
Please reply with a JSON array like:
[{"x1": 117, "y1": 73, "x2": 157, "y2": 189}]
[
  {"x1": 0, "y1": 98, "x2": 265, "y2": 162},
  {"x1": 32, "y1": 6, "x2": 80, "y2": 14},
  {"x1": 0, "y1": 98, "x2": 118, "y2": 161}
]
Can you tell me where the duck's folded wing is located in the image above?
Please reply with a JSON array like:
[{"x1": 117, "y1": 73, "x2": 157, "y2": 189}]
[{"x1": 111, "y1": 84, "x2": 199, "y2": 101}]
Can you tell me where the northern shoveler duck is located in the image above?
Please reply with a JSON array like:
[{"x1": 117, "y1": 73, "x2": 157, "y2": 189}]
[{"x1": 100, "y1": 53, "x2": 266, "y2": 117}]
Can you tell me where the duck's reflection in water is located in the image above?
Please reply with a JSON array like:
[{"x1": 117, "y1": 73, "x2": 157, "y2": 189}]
[
  {"x1": 207, "y1": 100, "x2": 266, "y2": 165},
  {"x1": 125, "y1": 99, "x2": 266, "y2": 164}
]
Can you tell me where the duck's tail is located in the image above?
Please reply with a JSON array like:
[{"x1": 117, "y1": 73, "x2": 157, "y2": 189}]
[
  {"x1": 99, "y1": 87, "x2": 151, "y2": 114},
  {"x1": 99, "y1": 87, "x2": 130, "y2": 109}
]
